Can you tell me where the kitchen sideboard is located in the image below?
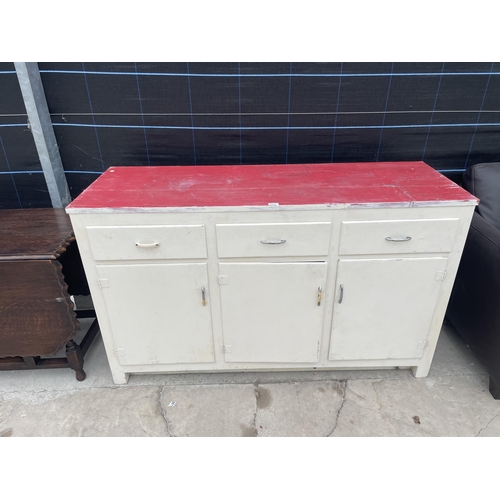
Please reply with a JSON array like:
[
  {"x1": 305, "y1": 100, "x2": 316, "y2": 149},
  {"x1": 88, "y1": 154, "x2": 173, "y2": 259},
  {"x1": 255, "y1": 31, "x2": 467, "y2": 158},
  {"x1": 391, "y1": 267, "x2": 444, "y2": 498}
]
[{"x1": 66, "y1": 162, "x2": 478, "y2": 384}]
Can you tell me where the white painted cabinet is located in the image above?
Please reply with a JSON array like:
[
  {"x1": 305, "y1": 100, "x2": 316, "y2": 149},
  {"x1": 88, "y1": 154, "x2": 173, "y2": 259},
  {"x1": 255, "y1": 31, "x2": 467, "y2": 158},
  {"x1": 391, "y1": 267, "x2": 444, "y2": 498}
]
[{"x1": 66, "y1": 163, "x2": 478, "y2": 384}]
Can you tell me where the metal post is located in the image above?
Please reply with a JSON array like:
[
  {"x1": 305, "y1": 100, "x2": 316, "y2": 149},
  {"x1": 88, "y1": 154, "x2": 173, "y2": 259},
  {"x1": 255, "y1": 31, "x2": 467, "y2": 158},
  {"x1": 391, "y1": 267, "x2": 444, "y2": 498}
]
[{"x1": 14, "y1": 62, "x2": 70, "y2": 208}]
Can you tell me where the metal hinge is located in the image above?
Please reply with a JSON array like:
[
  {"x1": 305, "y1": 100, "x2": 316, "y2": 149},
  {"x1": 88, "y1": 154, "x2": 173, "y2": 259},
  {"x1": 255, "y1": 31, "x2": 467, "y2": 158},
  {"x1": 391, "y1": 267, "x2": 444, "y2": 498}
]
[
  {"x1": 435, "y1": 271, "x2": 447, "y2": 281},
  {"x1": 218, "y1": 275, "x2": 229, "y2": 285},
  {"x1": 97, "y1": 278, "x2": 109, "y2": 288},
  {"x1": 417, "y1": 341, "x2": 428, "y2": 350},
  {"x1": 223, "y1": 345, "x2": 232, "y2": 353},
  {"x1": 114, "y1": 347, "x2": 125, "y2": 357}
]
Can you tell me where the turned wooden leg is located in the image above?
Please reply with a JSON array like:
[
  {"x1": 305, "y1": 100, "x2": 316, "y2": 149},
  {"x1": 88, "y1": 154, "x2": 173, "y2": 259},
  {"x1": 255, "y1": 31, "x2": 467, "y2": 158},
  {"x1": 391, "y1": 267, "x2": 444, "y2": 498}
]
[
  {"x1": 489, "y1": 377, "x2": 500, "y2": 400},
  {"x1": 66, "y1": 340, "x2": 86, "y2": 381}
]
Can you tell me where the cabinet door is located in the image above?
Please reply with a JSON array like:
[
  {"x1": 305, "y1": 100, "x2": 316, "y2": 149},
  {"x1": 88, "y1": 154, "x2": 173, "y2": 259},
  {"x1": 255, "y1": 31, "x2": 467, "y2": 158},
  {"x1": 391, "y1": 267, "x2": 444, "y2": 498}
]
[
  {"x1": 96, "y1": 263, "x2": 214, "y2": 366},
  {"x1": 329, "y1": 257, "x2": 448, "y2": 361},
  {"x1": 219, "y1": 262, "x2": 328, "y2": 363}
]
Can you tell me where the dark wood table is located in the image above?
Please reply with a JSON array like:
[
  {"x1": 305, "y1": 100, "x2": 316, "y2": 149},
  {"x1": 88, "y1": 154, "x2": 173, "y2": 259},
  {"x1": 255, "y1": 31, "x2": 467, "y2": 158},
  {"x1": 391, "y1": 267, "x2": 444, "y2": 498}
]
[{"x1": 0, "y1": 208, "x2": 99, "y2": 380}]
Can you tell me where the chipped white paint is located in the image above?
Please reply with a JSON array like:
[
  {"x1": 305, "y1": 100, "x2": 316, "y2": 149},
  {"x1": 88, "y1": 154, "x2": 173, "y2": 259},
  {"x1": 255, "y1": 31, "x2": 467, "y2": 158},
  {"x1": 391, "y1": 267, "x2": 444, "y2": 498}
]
[{"x1": 66, "y1": 198, "x2": 479, "y2": 215}]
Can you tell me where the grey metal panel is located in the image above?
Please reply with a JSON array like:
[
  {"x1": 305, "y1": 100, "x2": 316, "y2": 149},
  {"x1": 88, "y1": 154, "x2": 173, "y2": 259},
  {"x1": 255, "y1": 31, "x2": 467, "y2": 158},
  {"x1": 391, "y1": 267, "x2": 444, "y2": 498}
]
[{"x1": 14, "y1": 62, "x2": 70, "y2": 208}]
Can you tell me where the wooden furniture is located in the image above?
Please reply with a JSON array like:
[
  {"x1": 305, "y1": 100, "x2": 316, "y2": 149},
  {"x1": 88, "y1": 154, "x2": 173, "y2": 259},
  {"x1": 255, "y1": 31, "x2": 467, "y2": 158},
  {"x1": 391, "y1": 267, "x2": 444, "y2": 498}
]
[
  {"x1": 0, "y1": 209, "x2": 99, "y2": 380},
  {"x1": 66, "y1": 162, "x2": 478, "y2": 385}
]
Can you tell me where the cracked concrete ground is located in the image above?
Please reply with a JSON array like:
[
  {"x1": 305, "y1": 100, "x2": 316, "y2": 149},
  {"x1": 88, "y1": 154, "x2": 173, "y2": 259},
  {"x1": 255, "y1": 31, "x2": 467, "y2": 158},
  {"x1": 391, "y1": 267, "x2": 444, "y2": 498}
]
[{"x1": 0, "y1": 321, "x2": 499, "y2": 437}]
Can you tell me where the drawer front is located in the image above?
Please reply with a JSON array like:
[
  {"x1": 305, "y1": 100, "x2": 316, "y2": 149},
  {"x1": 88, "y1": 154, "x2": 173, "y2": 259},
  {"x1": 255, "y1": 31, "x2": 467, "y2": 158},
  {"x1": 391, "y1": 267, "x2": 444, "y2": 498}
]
[
  {"x1": 216, "y1": 222, "x2": 331, "y2": 258},
  {"x1": 339, "y1": 219, "x2": 459, "y2": 255},
  {"x1": 87, "y1": 225, "x2": 207, "y2": 260}
]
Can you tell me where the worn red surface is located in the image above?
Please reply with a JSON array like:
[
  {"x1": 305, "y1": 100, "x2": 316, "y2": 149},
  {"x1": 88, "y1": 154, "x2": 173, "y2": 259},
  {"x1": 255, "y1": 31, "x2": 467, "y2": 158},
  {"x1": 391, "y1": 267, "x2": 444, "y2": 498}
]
[{"x1": 67, "y1": 162, "x2": 478, "y2": 209}]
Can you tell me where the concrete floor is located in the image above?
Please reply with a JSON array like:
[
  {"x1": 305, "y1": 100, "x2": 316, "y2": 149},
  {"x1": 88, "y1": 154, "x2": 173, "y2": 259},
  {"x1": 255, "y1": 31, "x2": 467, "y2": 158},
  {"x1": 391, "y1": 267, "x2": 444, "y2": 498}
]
[{"x1": 1, "y1": 320, "x2": 499, "y2": 437}]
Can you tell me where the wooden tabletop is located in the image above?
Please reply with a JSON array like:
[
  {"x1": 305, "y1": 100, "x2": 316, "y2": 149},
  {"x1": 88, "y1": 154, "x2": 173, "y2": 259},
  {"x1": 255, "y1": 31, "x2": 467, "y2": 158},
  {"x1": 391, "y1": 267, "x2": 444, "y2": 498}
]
[
  {"x1": 66, "y1": 162, "x2": 478, "y2": 211},
  {"x1": 0, "y1": 209, "x2": 74, "y2": 260}
]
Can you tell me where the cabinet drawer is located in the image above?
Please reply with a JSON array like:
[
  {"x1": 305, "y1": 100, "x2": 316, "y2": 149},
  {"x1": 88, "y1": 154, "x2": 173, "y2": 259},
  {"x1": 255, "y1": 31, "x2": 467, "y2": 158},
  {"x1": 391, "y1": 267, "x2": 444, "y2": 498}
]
[
  {"x1": 216, "y1": 222, "x2": 331, "y2": 258},
  {"x1": 87, "y1": 225, "x2": 207, "y2": 260},
  {"x1": 339, "y1": 218, "x2": 459, "y2": 255}
]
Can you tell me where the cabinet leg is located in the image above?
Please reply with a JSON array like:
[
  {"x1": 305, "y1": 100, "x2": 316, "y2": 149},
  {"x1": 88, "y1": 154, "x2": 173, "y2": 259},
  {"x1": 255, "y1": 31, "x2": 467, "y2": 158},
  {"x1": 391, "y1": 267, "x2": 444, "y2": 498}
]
[
  {"x1": 112, "y1": 370, "x2": 130, "y2": 385},
  {"x1": 489, "y1": 377, "x2": 500, "y2": 400},
  {"x1": 66, "y1": 340, "x2": 86, "y2": 381},
  {"x1": 23, "y1": 356, "x2": 37, "y2": 368},
  {"x1": 411, "y1": 364, "x2": 430, "y2": 378}
]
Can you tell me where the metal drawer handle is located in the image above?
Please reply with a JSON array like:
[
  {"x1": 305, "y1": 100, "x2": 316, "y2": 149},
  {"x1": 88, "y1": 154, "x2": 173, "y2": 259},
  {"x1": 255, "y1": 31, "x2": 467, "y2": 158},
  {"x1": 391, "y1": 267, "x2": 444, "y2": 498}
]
[
  {"x1": 135, "y1": 242, "x2": 160, "y2": 248},
  {"x1": 385, "y1": 236, "x2": 412, "y2": 242},
  {"x1": 260, "y1": 239, "x2": 287, "y2": 245},
  {"x1": 339, "y1": 284, "x2": 344, "y2": 304},
  {"x1": 201, "y1": 286, "x2": 206, "y2": 306}
]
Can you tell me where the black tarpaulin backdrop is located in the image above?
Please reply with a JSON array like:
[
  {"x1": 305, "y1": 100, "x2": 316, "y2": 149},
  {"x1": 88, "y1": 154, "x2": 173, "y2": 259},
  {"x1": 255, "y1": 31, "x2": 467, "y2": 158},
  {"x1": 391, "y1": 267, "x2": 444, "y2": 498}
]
[{"x1": 1, "y1": 62, "x2": 500, "y2": 209}]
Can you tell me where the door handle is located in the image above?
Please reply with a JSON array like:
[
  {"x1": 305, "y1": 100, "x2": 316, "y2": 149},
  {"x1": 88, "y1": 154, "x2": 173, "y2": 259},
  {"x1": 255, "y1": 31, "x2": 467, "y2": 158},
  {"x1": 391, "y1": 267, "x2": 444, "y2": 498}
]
[
  {"x1": 201, "y1": 286, "x2": 206, "y2": 306},
  {"x1": 260, "y1": 239, "x2": 287, "y2": 245},
  {"x1": 317, "y1": 287, "x2": 322, "y2": 306},
  {"x1": 338, "y1": 284, "x2": 344, "y2": 304},
  {"x1": 385, "y1": 236, "x2": 411, "y2": 242},
  {"x1": 135, "y1": 242, "x2": 160, "y2": 248}
]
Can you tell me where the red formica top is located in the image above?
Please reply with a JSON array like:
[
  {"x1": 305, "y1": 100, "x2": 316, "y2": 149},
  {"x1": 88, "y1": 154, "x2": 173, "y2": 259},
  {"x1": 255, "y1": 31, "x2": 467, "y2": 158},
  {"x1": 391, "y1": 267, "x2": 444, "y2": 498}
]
[{"x1": 66, "y1": 162, "x2": 478, "y2": 211}]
